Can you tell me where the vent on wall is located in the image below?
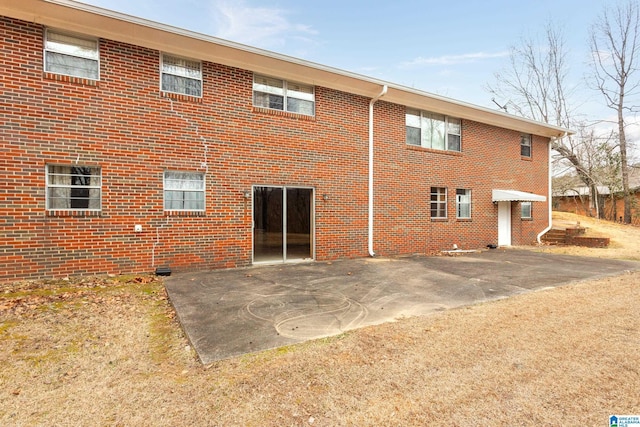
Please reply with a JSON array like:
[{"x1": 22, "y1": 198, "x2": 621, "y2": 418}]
[{"x1": 155, "y1": 267, "x2": 172, "y2": 276}]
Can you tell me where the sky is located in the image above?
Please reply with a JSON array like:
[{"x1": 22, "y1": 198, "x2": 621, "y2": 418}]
[{"x1": 78, "y1": 0, "x2": 620, "y2": 122}]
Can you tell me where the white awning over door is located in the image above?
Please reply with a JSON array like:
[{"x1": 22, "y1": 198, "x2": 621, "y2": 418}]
[{"x1": 492, "y1": 189, "x2": 546, "y2": 202}]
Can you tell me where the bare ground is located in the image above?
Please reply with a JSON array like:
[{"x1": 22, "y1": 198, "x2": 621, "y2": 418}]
[
  {"x1": 1, "y1": 212, "x2": 639, "y2": 426},
  {"x1": 537, "y1": 211, "x2": 640, "y2": 261}
]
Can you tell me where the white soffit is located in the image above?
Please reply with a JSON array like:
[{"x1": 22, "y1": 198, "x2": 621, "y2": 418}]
[
  {"x1": 1, "y1": 0, "x2": 574, "y2": 138},
  {"x1": 492, "y1": 190, "x2": 546, "y2": 202}
]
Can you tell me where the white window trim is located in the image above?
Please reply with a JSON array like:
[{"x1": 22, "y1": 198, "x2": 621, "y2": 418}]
[
  {"x1": 521, "y1": 201, "x2": 532, "y2": 219},
  {"x1": 456, "y1": 189, "x2": 472, "y2": 219},
  {"x1": 447, "y1": 117, "x2": 462, "y2": 152},
  {"x1": 160, "y1": 53, "x2": 203, "y2": 98},
  {"x1": 406, "y1": 109, "x2": 462, "y2": 152},
  {"x1": 44, "y1": 29, "x2": 100, "y2": 80},
  {"x1": 253, "y1": 74, "x2": 315, "y2": 116},
  {"x1": 430, "y1": 187, "x2": 448, "y2": 219},
  {"x1": 163, "y1": 171, "x2": 206, "y2": 212},
  {"x1": 521, "y1": 134, "x2": 532, "y2": 158},
  {"x1": 45, "y1": 164, "x2": 102, "y2": 211}
]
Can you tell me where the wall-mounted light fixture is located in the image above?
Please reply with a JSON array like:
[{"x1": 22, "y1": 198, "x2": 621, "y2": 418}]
[
  {"x1": 243, "y1": 190, "x2": 251, "y2": 199},
  {"x1": 322, "y1": 194, "x2": 329, "y2": 201}
]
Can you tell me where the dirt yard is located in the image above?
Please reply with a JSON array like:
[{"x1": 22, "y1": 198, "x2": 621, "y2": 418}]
[
  {"x1": 539, "y1": 211, "x2": 640, "y2": 261},
  {"x1": 1, "y1": 212, "x2": 639, "y2": 426}
]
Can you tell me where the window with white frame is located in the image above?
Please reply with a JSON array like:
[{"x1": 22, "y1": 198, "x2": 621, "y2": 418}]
[
  {"x1": 253, "y1": 74, "x2": 315, "y2": 116},
  {"x1": 44, "y1": 29, "x2": 99, "y2": 80},
  {"x1": 430, "y1": 187, "x2": 447, "y2": 218},
  {"x1": 456, "y1": 189, "x2": 471, "y2": 219},
  {"x1": 521, "y1": 201, "x2": 532, "y2": 219},
  {"x1": 521, "y1": 134, "x2": 532, "y2": 157},
  {"x1": 164, "y1": 171, "x2": 205, "y2": 211},
  {"x1": 46, "y1": 165, "x2": 101, "y2": 211},
  {"x1": 406, "y1": 109, "x2": 461, "y2": 152},
  {"x1": 161, "y1": 54, "x2": 202, "y2": 97}
]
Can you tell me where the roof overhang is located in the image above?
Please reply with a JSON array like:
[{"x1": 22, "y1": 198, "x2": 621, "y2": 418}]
[
  {"x1": 1, "y1": 0, "x2": 574, "y2": 139},
  {"x1": 492, "y1": 190, "x2": 546, "y2": 202}
]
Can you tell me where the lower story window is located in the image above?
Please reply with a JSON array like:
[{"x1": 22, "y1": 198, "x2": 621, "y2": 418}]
[
  {"x1": 456, "y1": 189, "x2": 471, "y2": 219},
  {"x1": 164, "y1": 171, "x2": 205, "y2": 211},
  {"x1": 521, "y1": 201, "x2": 532, "y2": 219},
  {"x1": 430, "y1": 187, "x2": 447, "y2": 219},
  {"x1": 46, "y1": 165, "x2": 101, "y2": 211}
]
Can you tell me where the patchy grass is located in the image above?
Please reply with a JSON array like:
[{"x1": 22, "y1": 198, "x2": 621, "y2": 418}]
[{"x1": 1, "y1": 217, "x2": 640, "y2": 425}]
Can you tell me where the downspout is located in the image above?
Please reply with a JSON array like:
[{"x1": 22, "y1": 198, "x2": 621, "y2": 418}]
[
  {"x1": 368, "y1": 85, "x2": 388, "y2": 256},
  {"x1": 537, "y1": 132, "x2": 567, "y2": 243}
]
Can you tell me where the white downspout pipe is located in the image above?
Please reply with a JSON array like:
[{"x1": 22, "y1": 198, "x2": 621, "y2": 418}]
[
  {"x1": 537, "y1": 132, "x2": 566, "y2": 243},
  {"x1": 368, "y1": 85, "x2": 388, "y2": 256}
]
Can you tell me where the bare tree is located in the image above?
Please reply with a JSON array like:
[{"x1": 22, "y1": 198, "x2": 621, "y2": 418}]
[
  {"x1": 589, "y1": 0, "x2": 640, "y2": 224},
  {"x1": 566, "y1": 126, "x2": 620, "y2": 218},
  {"x1": 488, "y1": 22, "x2": 571, "y2": 127},
  {"x1": 487, "y1": 22, "x2": 607, "y2": 214}
]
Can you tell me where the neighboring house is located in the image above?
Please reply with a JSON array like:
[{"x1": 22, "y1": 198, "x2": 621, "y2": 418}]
[
  {"x1": 553, "y1": 170, "x2": 640, "y2": 224},
  {"x1": 0, "y1": 0, "x2": 571, "y2": 282}
]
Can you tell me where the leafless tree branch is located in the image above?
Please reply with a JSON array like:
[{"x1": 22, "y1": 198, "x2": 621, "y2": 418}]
[{"x1": 588, "y1": 0, "x2": 640, "y2": 223}]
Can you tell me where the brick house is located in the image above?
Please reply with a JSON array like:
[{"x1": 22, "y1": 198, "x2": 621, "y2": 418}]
[
  {"x1": 553, "y1": 169, "x2": 640, "y2": 224},
  {"x1": 0, "y1": 0, "x2": 571, "y2": 282}
]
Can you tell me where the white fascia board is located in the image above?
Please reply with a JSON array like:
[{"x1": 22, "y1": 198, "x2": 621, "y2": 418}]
[{"x1": 2, "y1": 0, "x2": 573, "y2": 138}]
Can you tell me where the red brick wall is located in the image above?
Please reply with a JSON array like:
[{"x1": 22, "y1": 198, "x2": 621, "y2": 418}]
[
  {"x1": 372, "y1": 102, "x2": 549, "y2": 253},
  {"x1": 554, "y1": 193, "x2": 640, "y2": 225},
  {"x1": 0, "y1": 17, "x2": 550, "y2": 281},
  {"x1": 554, "y1": 196, "x2": 592, "y2": 217}
]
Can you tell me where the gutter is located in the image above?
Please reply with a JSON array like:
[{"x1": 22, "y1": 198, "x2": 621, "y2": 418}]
[
  {"x1": 1, "y1": 1, "x2": 574, "y2": 138},
  {"x1": 537, "y1": 132, "x2": 567, "y2": 243},
  {"x1": 368, "y1": 85, "x2": 388, "y2": 257}
]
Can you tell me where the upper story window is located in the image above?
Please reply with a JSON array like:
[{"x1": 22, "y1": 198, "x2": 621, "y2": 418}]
[
  {"x1": 161, "y1": 54, "x2": 202, "y2": 97},
  {"x1": 521, "y1": 134, "x2": 532, "y2": 157},
  {"x1": 46, "y1": 165, "x2": 102, "y2": 211},
  {"x1": 406, "y1": 109, "x2": 461, "y2": 152},
  {"x1": 164, "y1": 171, "x2": 205, "y2": 212},
  {"x1": 44, "y1": 29, "x2": 99, "y2": 80},
  {"x1": 253, "y1": 74, "x2": 315, "y2": 116}
]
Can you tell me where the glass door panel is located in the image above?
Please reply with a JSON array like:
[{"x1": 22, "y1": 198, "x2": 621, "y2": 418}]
[
  {"x1": 253, "y1": 187, "x2": 283, "y2": 262},
  {"x1": 286, "y1": 188, "x2": 312, "y2": 260}
]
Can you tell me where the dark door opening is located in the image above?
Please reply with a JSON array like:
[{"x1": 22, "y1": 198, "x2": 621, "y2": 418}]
[{"x1": 253, "y1": 186, "x2": 313, "y2": 263}]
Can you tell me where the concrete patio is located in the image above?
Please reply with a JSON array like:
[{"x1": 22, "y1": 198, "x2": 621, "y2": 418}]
[{"x1": 165, "y1": 249, "x2": 639, "y2": 364}]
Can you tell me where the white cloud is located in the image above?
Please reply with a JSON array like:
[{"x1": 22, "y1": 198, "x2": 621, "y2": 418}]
[
  {"x1": 401, "y1": 51, "x2": 509, "y2": 68},
  {"x1": 208, "y1": 0, "x2": 317, "y2": 49}
]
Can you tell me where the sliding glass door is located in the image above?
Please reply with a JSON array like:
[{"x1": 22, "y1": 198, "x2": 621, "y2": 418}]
[{"x1": 253, "y1": 186, "x2": 313, "y2": 263}]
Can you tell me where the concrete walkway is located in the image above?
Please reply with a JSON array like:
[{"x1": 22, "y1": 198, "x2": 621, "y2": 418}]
[{"x1": 164, "y1": 249, "x2": 639, "y2": 364}]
